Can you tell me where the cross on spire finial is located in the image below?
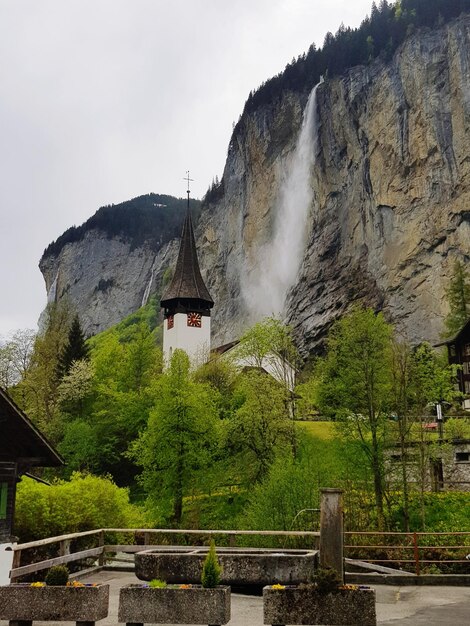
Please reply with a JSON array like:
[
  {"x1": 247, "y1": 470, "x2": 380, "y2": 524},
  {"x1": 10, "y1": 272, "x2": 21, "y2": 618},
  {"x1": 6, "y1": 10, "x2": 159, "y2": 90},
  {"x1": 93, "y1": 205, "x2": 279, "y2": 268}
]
[{"x1": 184, "y1": 171, "x2": 194, "y2": 207}]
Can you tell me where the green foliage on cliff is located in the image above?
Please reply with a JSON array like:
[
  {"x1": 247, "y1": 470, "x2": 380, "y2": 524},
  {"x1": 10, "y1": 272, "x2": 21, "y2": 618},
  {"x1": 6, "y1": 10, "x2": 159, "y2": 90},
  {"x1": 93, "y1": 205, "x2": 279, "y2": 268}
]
[
  {"x1": 235, "y1": 0, "x2": 470, "y2": 136},
  {"x1": 42, "y1": 194, "x2": 201, "y2": 260}
]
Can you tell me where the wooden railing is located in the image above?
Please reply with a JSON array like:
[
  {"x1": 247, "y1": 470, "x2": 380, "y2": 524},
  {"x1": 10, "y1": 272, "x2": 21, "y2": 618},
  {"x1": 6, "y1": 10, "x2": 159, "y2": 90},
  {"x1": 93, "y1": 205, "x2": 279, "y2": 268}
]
[
  {"x1": 10, "y1": 528, "x2": 321, "y2": 582},
  {"x1": 10, "y1": 528, "x2": 470, "y2": 581}
]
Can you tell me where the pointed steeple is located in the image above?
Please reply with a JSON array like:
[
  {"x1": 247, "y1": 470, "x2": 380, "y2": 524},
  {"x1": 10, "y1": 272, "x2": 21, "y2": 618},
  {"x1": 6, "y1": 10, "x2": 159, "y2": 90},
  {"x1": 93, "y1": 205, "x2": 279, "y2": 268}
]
[
  {"x1": 161, "y1": 173, "x2": 213, "y2": 313},
  {"x1": 160, "y1": 207, "x2": 214, "y2": 309}
]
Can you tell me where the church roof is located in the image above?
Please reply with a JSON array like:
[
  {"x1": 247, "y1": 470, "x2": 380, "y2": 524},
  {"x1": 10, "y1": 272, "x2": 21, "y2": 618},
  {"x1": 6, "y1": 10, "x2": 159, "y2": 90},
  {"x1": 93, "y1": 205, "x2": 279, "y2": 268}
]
[{"x1": 161, "y1": 207, "x2": 214, "y2": 308}]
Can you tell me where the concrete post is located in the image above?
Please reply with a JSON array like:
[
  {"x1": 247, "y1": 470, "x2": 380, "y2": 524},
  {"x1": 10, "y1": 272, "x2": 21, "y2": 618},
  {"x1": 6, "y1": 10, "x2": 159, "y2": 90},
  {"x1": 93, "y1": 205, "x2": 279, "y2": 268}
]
[{"x1": 319, "y1": 488, "x2": 344, "y2": 581}]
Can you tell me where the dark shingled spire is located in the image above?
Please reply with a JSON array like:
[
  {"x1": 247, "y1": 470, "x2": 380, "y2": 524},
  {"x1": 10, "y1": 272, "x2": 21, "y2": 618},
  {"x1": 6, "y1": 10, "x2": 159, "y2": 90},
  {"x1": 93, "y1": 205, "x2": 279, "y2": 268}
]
[{"x1": 160, "y1": 207, "x2": 214, "y2": 310}]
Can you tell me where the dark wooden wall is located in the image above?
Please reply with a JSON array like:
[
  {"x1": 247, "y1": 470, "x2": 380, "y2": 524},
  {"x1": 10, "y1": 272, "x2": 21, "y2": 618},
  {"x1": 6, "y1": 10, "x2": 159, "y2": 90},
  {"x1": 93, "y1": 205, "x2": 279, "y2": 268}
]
[{"x1": 0, "y1": 462, "x2": 17, "y2": 543}]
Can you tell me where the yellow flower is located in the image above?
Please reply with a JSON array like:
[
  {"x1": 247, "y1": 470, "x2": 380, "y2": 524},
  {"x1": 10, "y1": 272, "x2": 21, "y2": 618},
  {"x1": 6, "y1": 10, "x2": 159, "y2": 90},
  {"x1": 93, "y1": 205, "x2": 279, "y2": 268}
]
[
  {"x1": 179, "y1": 584, "x2": 192, "y2": 589},
  {"x1": 271, "y1": 583, "x2": 285, "y2": 589},
  {"x1": 30, "y1": 582, "x2": 45, "y2": 587}
]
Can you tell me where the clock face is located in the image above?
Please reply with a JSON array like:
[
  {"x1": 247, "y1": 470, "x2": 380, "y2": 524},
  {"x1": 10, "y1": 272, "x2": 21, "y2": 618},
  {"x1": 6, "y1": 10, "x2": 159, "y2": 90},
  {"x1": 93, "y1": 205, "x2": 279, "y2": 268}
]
[
  {"x1": 187, "y1": 312, "x2": 202, "y2": 328},
  {"x1": 167, "y1": 315, "x2": 174, "y2": 330}
]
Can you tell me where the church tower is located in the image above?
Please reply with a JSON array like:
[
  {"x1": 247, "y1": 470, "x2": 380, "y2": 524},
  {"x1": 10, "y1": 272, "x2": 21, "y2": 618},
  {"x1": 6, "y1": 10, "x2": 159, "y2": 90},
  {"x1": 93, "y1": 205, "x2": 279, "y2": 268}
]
[{"x1": 160, "y1": 174, "x2": 214, "y2": 366}]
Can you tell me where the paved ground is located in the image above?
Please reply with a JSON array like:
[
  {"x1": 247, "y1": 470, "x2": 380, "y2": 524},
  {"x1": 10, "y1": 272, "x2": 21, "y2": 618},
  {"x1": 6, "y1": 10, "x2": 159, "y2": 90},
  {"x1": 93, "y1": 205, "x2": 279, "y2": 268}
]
[{"x1": 1, "y1": 570, "x2": 470, "y2": 625}]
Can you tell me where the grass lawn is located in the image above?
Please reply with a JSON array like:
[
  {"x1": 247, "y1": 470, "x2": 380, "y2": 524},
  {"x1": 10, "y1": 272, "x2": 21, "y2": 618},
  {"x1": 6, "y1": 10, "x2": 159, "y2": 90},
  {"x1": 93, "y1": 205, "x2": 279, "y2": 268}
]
[{"x1": 296, "y1": 420, "x2": 335, "y2": 440}]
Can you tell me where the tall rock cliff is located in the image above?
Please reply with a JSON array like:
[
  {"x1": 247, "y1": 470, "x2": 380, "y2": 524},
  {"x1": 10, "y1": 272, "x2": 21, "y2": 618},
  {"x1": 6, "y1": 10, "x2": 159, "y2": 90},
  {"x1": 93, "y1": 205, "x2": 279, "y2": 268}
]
[{"x1": 40, "y1": 16, "x2": 470, "y2": 354}]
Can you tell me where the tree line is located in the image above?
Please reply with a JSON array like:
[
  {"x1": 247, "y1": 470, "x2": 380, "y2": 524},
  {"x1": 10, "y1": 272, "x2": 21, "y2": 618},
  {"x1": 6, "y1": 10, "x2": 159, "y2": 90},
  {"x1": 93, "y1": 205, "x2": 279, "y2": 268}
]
[
  {"x1": 42, "y1": 194, "x2": 202, "y2": 260},
  {"x1": 232, "y1": 0, "x2": 470, "y2": 141}
]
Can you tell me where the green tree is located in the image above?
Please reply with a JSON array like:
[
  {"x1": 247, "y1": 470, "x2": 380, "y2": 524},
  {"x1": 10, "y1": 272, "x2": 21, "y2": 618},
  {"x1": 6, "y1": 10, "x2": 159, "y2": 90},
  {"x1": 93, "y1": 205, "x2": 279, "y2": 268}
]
[
  {"x1": 131, "y1": 350, "x2": 218, "y2": 526},
  {"x1": 227, "y1": 370, "x2": 293, "y2": 483},
  {"x1": 443, "y1": 260, "x2": 470, "y2": 337},
  {"x1": 15, "y1": 301, "x2": 73, "y2": 439},
  {"x1": 58, "y1": 359, "x2": 95, "y2": 418},
  {"x1": 231, "y1": 317, "x2": 300, "y2": 453},
  {"x1": 317, "y1": 308, "x2": 393, "y2": 529},
  {"x1": 56, "y1": 314, "x2": 90, "y2": 379},
  {"x1": 407, "y1": 343, "x2": 460, "y2": 527},
  {"x1": 194, "y1": 356, "x2": 238, "y2": 420},
  {"x1": 0, "y1": 329, "x2": 36, "y2": 389}
]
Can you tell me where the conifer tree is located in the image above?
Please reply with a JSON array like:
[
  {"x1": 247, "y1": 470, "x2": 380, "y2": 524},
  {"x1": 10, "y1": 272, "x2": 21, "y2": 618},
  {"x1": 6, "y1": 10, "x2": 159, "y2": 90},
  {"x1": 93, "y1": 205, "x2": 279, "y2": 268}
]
[
  {"x1": 443, "y1": 260, "x2": 470, "y2": 337},
  {"x1": 57, "y1": 315, "x2": 90, "y2": 379}
]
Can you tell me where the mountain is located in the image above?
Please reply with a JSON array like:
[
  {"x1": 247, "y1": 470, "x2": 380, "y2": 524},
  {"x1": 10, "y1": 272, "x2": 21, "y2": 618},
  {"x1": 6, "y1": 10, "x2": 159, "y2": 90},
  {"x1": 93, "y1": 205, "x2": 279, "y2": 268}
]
[
  {"x1": 40, "y1": 11, "x2": 470, "y2": 354},
  {"x1": 39, "y1": 194, "x2": 200, "y2": 336}
]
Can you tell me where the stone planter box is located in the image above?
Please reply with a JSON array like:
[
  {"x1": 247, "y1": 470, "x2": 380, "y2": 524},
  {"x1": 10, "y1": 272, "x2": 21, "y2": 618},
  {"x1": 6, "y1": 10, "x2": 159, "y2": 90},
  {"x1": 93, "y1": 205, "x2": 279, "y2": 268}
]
[
  {"x1": 118, "y1": 584, "x2": 231, "y2": 625},
  {"x1": 0, "y1": 583, "x2": 109, "y2": 624},
  {"x1": 263, "y1": 585, "x2": 376, "y2": 625}
]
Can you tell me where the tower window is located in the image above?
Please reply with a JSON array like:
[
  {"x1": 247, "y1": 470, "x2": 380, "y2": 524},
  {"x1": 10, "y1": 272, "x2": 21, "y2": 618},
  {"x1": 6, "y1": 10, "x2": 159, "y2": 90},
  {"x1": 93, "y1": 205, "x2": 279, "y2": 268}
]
[{"x1": 167, "y1": 315, "x2": 174, "y2": 330}]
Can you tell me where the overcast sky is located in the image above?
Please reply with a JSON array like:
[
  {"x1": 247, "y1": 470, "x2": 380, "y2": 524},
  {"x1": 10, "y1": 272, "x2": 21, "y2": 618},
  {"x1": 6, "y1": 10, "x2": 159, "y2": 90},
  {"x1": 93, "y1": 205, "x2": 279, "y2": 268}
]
[{"x1": 0, "y1": 0, "x2": 374, "y2": 338}]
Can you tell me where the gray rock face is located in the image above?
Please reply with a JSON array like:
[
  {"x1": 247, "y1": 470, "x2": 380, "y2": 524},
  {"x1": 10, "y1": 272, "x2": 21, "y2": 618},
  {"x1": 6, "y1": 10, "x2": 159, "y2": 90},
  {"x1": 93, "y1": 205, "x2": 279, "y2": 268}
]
[
  {"x1": 40, "y1": 230, "x2": 179, "y2": 337},
  {"x1": 40, "y1": 17, "x2": 470, "y2": 353}
]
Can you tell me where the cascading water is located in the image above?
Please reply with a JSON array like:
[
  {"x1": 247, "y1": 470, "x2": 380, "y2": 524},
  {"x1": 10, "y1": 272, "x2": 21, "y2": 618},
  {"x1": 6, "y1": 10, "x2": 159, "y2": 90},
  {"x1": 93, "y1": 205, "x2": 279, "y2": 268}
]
[
  {"x1": 244, "y1": 78, "x2": 322, "y2": 318},
  {"x1": 47, "y1": 271, "x2": 59, "y2": 304},
  {"x1": 142, "y1": 260, "x2": 157, "y2": 307}
]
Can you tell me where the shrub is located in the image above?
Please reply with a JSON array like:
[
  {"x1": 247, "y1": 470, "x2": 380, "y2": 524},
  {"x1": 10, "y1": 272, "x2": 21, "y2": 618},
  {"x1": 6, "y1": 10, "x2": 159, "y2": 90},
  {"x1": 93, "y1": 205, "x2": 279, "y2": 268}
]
[
  {"x1": 149, "y1": 579, "x2": 167, "y2": 588},
  {"x1": 201, "y1": 540, "x2": 222, "y2": 588},
  {"x1": 14, "y1": 472, "x2": 148, "y2": 542},
  {"x1": 45, "y1": 565, "x2": 69, "y2": 586},
  {"x1": 314, "y1": 567, "x2": 342, "y2": 594}
]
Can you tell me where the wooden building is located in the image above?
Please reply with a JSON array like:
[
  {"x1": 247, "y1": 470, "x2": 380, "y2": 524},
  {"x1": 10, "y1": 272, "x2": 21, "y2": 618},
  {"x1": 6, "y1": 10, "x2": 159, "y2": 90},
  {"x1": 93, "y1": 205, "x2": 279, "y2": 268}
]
[
  {"x1": 437, "y1": 319, "x2": 470, "y2": 409},
  {"x1": 0, "y1": 387, "x2": 63, "y2": 544}
]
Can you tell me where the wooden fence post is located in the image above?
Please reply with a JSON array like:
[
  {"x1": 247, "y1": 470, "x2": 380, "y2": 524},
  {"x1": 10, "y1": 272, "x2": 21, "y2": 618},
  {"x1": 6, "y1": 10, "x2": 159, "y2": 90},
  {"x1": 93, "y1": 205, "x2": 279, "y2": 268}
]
[
  {"x1": 413, "y1": 533, "x2": 420, "y2": 576},
  {"x1": 319, "y1": 488, "x2": 344, "y2": 581},
  {"x1": 98, "y1": 530, "x2": 105, "y2": 567}
]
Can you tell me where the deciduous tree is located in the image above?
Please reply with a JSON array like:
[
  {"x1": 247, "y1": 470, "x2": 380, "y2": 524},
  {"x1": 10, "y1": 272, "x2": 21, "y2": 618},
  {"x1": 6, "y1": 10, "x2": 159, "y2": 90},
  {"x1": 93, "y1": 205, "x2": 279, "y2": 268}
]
[
  {"x1": 443, "y1": 260, "x2": 470, "y2": 337},
  {"x1": 131, "y1": 350, "x2": 218, "y2": 526},
  {"x1": 317, "y1": 307, "x2": 393, "y2": 529}
]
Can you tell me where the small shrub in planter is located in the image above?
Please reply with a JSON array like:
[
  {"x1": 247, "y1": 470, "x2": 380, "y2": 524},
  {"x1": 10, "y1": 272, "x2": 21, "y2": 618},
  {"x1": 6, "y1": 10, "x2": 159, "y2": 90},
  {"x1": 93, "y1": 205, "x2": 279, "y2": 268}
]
[
  {"x1": 263, "y1": 568, "x2": 377, "y2": 626},
  {"x1": 44, "y1": 564, "x2": 70, "y2": 586},
  {"x1": 0, "y1": 564, "x2": 109, "y2": 623},
  {"x1": 201, "y1": 539, "x2": 222, "y2": 588}
]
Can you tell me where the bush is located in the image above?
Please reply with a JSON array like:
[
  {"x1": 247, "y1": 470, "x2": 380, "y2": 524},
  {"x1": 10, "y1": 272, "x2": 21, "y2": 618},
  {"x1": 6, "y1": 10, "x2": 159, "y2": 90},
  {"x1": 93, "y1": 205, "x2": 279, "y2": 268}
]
[
  {"x1": 201, "y1": 540, "x2": 222, "y2": 588},
  {"x1": 445, "y1": 417, "x2": 470, "y2": 440},
  {"x1": 149, "y1": 579, "x2": 167, "y2": 588},
  {"x1": 314, "y1": 567, "x2": 342, "y2": 594},
  {"x1": 45, "y1": 565, "x2": 69, "y2": 586},
  {"x1": 14, "y1": 472, "x2": 148, "y2": 542}
]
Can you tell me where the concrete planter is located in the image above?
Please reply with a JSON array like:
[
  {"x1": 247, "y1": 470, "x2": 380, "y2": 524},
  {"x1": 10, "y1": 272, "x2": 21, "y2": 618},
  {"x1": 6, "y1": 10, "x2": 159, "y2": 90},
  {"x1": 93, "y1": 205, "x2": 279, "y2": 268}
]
[
  {"x1": 263, "y1": 585, "x2": 376, "y2": 625},
  {"x1": 118, "y1": 584, "x2": 231, "y2": 625},
  {"x1": 135, "y1": 548, "x2": 318, "y2": 586},
  {"x1": 0, "y1": 583, "x2": 109, "y2": 623}
]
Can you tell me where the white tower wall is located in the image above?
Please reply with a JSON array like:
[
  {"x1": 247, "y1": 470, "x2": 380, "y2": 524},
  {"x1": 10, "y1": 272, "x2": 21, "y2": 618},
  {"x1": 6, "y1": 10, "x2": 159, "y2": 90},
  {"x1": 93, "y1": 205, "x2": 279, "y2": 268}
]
[{"x1": 163, "y1": 312, "x2": 211, "y2": 368}]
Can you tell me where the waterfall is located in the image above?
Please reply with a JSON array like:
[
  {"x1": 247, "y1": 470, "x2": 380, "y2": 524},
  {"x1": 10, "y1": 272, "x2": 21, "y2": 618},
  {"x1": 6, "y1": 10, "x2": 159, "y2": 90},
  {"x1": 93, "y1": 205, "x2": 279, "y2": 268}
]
[
  {"x1": 244, "y1": 78, "x2": 322, "y2": 318},
  {"x1": 47, "y1": 271, "x2": 59, "y2": 304},
  {"x1": 142, "y1": 260, "x2": 157, "y2": 307}
]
